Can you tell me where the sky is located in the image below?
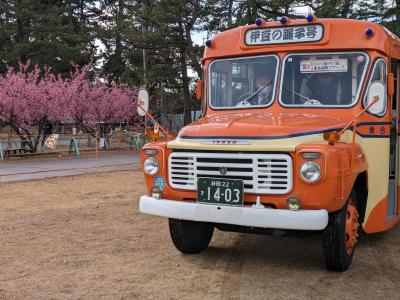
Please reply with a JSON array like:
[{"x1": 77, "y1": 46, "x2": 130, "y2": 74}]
[
  {"x1": 188, "y1": 5, "x2": 314, "y2": 79},
  {"x1": 94, "y1": 5, "x2": 315, "y2": 79},
  {"x1": 191, "y1": 5, "x2": 313, "y2": 46}
]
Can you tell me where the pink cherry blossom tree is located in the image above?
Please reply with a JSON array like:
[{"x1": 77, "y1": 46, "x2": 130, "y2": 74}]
[
  {"x1": 0, "y1": 62, "x2": 58, "y2": 151},
  {"x1": 0, "y1": 62, "x2": 140, "y2": 152},
  {"x1": 61, "y1": 65, "x2": 140, "y2": 139}
]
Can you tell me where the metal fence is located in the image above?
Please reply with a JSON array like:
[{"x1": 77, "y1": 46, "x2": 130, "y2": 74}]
[
  {"x1": 158, "y1": 111, "x2": 202, "y2": 134},
  {"x1": 0, "y1": 131, "x2": 148, "y2": 161},
  {"x1": 0, "y1": 111, "x2": 201, "y2": 161}
]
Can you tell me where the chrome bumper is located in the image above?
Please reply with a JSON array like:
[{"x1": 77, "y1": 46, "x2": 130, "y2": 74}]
[{"x1": 139, "y1": 196, "x2": 329, "y2": 231}]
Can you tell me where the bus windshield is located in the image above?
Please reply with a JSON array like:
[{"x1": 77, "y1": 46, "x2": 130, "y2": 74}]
[
  {"x1": 209, "y1": 55, "x2": 278, "y2": 109},
  {"x1": 280, "y1": 52, "x2": 369, "y2": 107}
]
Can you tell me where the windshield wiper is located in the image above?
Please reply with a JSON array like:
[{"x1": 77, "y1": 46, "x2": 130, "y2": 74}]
[
  {"x1": 282, "y1": 85, "x2": 313, "y2": 102},
  {"x1": 237, "y1": 80, "x2": 272, "y2": 105}
]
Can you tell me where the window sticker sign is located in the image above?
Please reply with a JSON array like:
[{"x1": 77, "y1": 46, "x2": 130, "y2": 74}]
[
  {"x1": 245, "y1": 25, "x2": 323, "y2": 45},
  {"x1": 300, "y1": 59, "x2": 348, "y2": 73}
]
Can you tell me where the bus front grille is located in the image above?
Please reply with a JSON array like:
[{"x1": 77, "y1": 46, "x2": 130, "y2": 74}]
[{"x1": 168, "y1": 152, "x2": 293, "y2": 194}]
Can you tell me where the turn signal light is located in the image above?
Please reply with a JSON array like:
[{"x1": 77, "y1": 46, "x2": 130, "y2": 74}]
[
  {"x1": 145, "y1": 149, "x2": 159, "y2": 155},
  {"x1": 301, "y1": 152, "x2": 320, "y2": 159},
  {"x1": 323, "y1": 132, "x2": 340, "y2": 144}
]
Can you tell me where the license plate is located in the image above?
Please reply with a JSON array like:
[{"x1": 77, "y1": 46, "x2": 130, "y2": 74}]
[{"x1": 197, "y1": 178, "x2": 244, "y2": 206}]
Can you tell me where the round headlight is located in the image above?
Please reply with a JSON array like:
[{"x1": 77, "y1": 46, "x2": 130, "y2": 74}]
[
  {"x1": 300, "y1": 161, "x2": 321, "y2": 183},
  {"x1": 144, "y1": 157, "x2": 159, "y2": 175}
]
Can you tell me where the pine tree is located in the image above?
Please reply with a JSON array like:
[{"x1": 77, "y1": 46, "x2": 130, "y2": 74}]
[{"x1": 0, "y1": 0, "x2": 97, "y2": 75}]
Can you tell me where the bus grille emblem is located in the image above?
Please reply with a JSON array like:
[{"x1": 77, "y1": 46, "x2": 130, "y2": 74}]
[{"x1": 219, "y1": 167, "x2": 228, "y2": 175}]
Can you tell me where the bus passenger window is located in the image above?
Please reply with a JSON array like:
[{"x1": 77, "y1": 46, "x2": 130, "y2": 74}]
[{"x1": 391, "y1": 62, "x2": 397, "y2": 110}]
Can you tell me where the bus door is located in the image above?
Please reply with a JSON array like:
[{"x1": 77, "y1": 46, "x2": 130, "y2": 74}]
[{"x1": 388, "y1": 60, "x2": 399, "y2": 220}]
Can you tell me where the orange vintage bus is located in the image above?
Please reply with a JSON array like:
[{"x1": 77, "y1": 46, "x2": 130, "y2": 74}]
[{"x1": 138, "y1": 16, "x2": 400, "y2": 271}]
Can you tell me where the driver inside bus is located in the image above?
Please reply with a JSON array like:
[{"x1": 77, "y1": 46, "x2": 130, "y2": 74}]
[
  {"x1": 235, "y1": 65, "x2": 274, "y2": 107},
  {"x1": 300, "y1": 72, "x2": 342, "y2": 105},
  {"x1": 253, "y1": 69, "x2": 274, "y2": 105}
]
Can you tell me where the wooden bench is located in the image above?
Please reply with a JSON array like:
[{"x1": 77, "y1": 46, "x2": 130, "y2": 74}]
[{"x1": 4, "y1": 147, "x2": 34, "y2": 157}]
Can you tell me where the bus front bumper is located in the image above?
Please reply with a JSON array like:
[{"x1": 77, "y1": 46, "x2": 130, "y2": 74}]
[{"x1": 139, "y1": 196, "x2": 329, "y2": 231}]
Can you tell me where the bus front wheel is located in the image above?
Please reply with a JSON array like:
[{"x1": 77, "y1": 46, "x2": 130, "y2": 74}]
[
  {"x1": 322, "y1": 190, "x2": 360, "y2": 272},
  {"x1": 169, "y1": 219, "x2": 214, "y2": 254}
]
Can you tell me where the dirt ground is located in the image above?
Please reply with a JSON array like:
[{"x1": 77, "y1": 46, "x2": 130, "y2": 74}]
[{"x1": 1, "y1": 171, "x2": 399, "y2": 299}]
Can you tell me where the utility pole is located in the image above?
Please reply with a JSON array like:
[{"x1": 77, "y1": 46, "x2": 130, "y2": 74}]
[
  {"x1": 143, "y1": 48, "x2": 148, "y2": 86},
  {"x1": 142, "y1": 1, "x2": 148, "y2": 86}
]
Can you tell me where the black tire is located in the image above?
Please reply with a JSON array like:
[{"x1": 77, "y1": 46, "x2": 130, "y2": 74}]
[
  {"x1": 322, "y1": 190, "x2": 359, "y2": 272},
  {"x1": 168, "y1": 219, "x2": 214, "y2": 254}
]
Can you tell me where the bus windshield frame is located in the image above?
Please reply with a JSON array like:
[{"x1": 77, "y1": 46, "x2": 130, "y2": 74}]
[
  {"x1": 278, "y1": 51, "x2": 370, "y2": 108},
  {"x1": 208, "y1": 54, "x2": 280, "y2": 110}
]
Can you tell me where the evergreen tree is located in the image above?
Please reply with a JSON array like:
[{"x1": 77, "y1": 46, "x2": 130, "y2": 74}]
[
  {"x1": 3, "y1": 0, "x2": 400, "y2": 129},
  {"x1": 0, "y1": 0, "x2": 97, "y2": 75}
]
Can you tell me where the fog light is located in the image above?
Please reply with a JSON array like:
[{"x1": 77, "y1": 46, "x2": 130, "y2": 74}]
[
  {"x1": 287, "y1": 196, "x2": 301, "y2": 211},
  {"x1": 151, "y1": 187, "x2": 161, "y2": 199}
]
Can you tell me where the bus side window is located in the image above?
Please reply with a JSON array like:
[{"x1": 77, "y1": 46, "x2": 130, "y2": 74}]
[
  {"x1": 211, "y1": 71, "x2": 227, "y2": 107},
  {"x1": 364, "y1": 59, "x2": 388, "y2": 116},
  {"x1": 391, "y1": 61, "x2": 398, "y2": 110}
]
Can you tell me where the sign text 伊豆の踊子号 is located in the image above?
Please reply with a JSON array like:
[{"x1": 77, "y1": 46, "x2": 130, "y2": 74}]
[{"x1": 245, "y1": 25, "x2": 323, "y2": 46}]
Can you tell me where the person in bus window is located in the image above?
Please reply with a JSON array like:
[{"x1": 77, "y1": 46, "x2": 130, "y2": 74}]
[
  {"x1": 300, "y1": 72, "x2": 342, "y2": 105},
  {"x1": 235, "y1": 65, "x2": 274, "y2": 107},
  {"x1": 253, "y1": 70, "x2": 274, "y2": 105}
]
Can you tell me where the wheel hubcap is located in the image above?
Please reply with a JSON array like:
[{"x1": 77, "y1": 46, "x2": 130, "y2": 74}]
[{"x1": 345, "y1": 201, "x2": 360, "y2": 255}]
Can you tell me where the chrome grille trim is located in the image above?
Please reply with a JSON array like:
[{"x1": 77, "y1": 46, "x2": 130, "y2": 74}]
[{"x1": 168, "y1": 152, "x2": 293, "y2": 194}]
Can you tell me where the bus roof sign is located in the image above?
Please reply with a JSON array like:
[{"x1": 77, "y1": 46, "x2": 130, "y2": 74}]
[{"x1": 245, "y1": 24, "x2": 324, "y2": 46}]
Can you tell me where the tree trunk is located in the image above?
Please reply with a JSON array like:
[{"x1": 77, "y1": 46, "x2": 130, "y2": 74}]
[
  {"x1": 341, "y1": 0, "x2": 352, "y2": 18},
  {"x1": 179, "y1": 49, "x2": 191, "y2": 125},
  {"x1": 184, "y1": 21, "x2": 202, "y2": 79},
  {"x1": 9, "y1": 123, "x2": 37, "y2": 152},
  {"x1": 227, "y1": 0, "x2": 234, "y2": 28},
  {"x1": 178, "y1": 19, "x2": 192, "y2": 125},
  {"x1": 284, "y1": 2, "x2": 290, "y2": 15},
  {"x1": 15, "y1": 0, "x2": 27, "y2": 63}
]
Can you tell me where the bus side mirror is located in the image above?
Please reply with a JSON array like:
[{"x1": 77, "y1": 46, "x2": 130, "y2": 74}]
[
  {"x1": 196, "y1": 80, "x2": 203, "y2": 100},
  {"x1": 388, "y1": 73, "x2": 395, "y2": 97},
  {"x1": 137, "y1": 88, "x2": 149, "y2": 117},
  {"x1": 367, "y1": 82, "x2": 386, "y2": 116}
]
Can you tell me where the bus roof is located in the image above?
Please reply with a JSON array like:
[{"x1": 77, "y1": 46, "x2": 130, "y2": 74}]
[{"x1": 203, "y1": 18, "x2": 400, "y2": 61}]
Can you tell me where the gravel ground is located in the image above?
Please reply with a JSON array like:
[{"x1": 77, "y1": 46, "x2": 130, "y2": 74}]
[{"x1": 0, "y1": 171, "x2": 399, "y2": 299}]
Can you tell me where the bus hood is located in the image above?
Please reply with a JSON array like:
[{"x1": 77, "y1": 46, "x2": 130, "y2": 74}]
[{"x1": 167, "y1": 112, "x2": 347, "y2": 152}]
